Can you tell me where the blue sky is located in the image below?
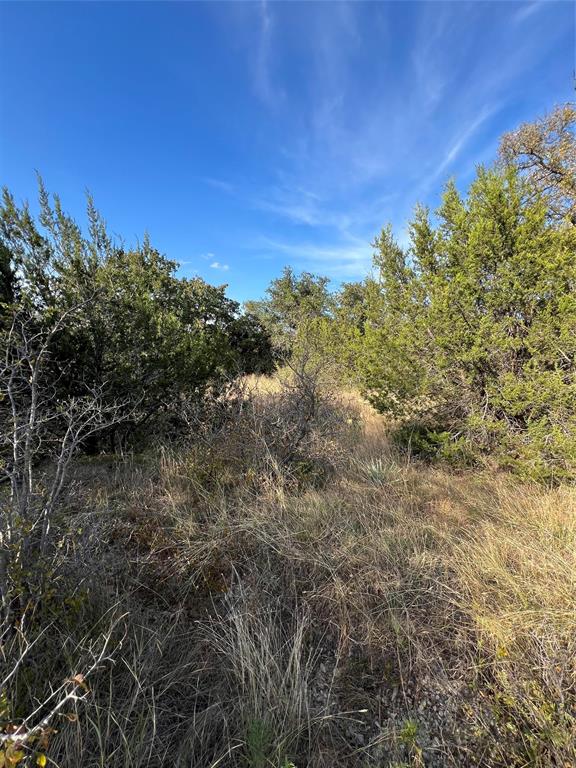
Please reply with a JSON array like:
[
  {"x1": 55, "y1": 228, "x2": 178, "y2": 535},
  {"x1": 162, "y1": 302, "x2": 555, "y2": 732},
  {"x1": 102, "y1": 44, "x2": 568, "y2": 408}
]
[{"x1": 0, "y1": 1, "x2": 573, "y2": 303}]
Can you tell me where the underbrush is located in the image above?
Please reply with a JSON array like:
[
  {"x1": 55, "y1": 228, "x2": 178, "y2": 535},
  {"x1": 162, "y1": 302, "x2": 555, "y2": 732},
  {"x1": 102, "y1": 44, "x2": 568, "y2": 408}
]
[{"x1": 1, "y1": 371, "x2": 574, "y2": 767}]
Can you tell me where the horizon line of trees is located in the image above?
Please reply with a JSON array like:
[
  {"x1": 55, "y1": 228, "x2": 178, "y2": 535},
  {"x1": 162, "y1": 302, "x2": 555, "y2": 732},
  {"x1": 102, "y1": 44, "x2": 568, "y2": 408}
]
[{"x1": 1, "y1": 102, "x2": 574, "y2": 479}]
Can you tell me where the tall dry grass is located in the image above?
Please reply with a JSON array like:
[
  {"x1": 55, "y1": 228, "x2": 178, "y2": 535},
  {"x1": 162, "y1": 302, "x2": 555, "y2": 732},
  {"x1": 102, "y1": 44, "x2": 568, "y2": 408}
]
[{"x1": 2, "y1": 371, "x2": 574, "y2": 767}]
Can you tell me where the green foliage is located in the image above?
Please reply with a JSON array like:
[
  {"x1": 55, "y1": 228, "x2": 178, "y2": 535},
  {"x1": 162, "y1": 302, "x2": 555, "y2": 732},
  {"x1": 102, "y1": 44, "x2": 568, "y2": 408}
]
[
  {"x1": 244, "y1": 718, "x2": 275, "y2": 768},
  {"x1": 3, "y1": 106, "x2": 574, "y2": 479},
  {"x1": 243, "y1": 718, "x2": 297, "y2": 768},
  {"x1": 356, "y1": 457, "x2": 400, "y2": 485},
  {"x1": 398, "y1": 718, "x2": 419, "y2": 747},
  {"x1": 245, "y1": 266, "x2": 333, "y2": 357},
  {"x1": 335, "y1": 280, "x2": 371, "y2": 331},
  {"x1": 359, "y1": 167, "x2": 576, "y2": 480},
  {"x1": 391, "y1": 423, "x2": 477, "y2": 466},
  {"x1": 0, "y1": 181, "x2": 273, "y2": 444}
]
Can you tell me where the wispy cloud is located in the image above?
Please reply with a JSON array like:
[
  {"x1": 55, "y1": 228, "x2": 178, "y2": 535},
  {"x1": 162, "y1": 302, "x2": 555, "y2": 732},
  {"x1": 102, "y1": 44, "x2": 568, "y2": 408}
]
[
  {"x1": 253, "y1": 183, "x2": 399, "y2": 238},
  {"x1": 258, "y1": 235, "x2": 373, "y2": 279},
  {"x1": 254, "y1": 188, "x2": 352, "y2": 231},
  {"x1": 433, "y1": 104, "x2": 499, "y2": 180},
  {"x1": 210, "y1": 261, "x2": 230, "y2": 272},
  {"x1": 254, "y1": 0, "x2": 284, "y2": 107},
  {"x1": 231, "y1": 1, "x2": 568, "y2": 293},
  {"x1": 513, "y1": 2, "x2": 544, "y2": 25},
  {"x1": 203, "y1": 177, "x2": 235, "y2": 194},
  {"x1": 245, "y1": 2, "x2": 499, "y2": 236}
]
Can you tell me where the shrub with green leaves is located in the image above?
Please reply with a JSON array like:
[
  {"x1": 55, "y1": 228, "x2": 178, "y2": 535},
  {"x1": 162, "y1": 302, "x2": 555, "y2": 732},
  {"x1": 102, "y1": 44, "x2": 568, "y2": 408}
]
[
  {"x1": 0, "y1": 182, "x2": 273, "y2": 446},
  {"x1": 360, "y1": 166, "x2": 576, "y2": 480}
]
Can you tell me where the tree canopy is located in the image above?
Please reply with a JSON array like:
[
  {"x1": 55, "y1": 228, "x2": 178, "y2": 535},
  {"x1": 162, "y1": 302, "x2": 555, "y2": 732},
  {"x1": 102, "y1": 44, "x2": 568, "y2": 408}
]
[
  {"x1": 499, "y1": 103, "x2": 576, "y2": 224},
  {"x1": 0, "y1": 183, "x2": 273, "y2": 446},
  {"x1": 245, "y1": 266, "x2": 333, "y2": 357}
]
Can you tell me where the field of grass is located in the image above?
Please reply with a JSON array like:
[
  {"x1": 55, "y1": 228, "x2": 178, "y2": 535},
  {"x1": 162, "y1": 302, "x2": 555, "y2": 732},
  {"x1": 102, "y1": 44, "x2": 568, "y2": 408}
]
[{"x1": 4, "y1": 375, "x2": 575, "y2": 767}]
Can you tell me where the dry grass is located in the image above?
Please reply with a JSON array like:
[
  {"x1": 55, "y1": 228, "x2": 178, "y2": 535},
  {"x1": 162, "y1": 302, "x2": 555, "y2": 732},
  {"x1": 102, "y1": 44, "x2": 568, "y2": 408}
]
[{"x1": 3, "y1": 374, "x2": 575, "y2": 767}]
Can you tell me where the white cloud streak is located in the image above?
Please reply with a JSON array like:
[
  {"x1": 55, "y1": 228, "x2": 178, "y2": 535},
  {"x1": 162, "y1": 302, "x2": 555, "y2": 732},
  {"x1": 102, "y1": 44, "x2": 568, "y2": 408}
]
[
  {"x1": 210, "y1": 261, "x2": 230, "y2": 271},
  {"x1": 254, "y1": 0, "x2": 284, "y2": 107},
  {"x1": 203, "y1": 177, "x2": 235, "y2": 194},
  {"x1": 513, "y1": 2, "x2": 544, "y2": 24},
  {"x1": 433, "y1": 103, "x2": 500, "y2": 180},
  {"x1": 258, "y1": 236, "x2": 373, "y2": 279},
  {"x1": 234, "y1": 2, "x2": 565, "y2": 291}
]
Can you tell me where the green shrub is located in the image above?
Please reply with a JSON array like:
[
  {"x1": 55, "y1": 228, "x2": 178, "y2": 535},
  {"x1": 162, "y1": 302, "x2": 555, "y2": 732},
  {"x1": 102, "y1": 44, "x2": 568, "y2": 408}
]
[{"x1": 361, "y1": 165, "x2": 576, "y2": 480}]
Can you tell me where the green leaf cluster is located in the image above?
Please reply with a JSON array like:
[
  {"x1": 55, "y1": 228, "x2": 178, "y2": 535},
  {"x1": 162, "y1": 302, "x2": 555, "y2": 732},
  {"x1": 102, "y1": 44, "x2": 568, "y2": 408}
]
[
  {"x1": 0, "y1": 181, "x2": 273, "y2": 444},
  {"x1": 360, "y1": 167, "x2": 576, "y2": 479}
]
